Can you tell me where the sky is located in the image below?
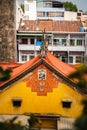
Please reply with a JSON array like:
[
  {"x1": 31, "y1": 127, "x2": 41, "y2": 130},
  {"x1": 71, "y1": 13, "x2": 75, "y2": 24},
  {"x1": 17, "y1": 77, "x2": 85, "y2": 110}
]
[{"x1": 18, "y1": 0, "x2": 87, "y2": 12}]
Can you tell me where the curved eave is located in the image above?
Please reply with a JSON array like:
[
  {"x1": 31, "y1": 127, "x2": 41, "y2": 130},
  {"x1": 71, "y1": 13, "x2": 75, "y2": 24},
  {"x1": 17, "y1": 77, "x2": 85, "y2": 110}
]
[
  {"x1": 0, "y1": 59, "x2": 42, "y2": 91},
  {"x1": 0, "y1": 52, "x2": 87, "y2": 95}
]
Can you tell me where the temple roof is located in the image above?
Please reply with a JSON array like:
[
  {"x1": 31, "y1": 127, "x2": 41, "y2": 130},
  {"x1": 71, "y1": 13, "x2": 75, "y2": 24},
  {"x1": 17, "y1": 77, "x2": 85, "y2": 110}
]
[
  {"x1": 0, "y1": 52, "x2": 75, "y2": 88},
  {"x1": 0, "y1": 62, "x2": 21, "y2": 70},
  {"x1": 0, "y1": 51, "x2": 87, "y2": 95}
]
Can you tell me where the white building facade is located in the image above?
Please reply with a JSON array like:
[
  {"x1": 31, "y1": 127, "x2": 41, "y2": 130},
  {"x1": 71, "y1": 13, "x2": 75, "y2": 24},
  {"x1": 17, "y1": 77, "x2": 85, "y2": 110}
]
[
  {"x1": 64, "y1": 11, "x2": 77, "y2": 21},
  {"x1": 24, "y1": 0, "x2": 65, "y2": 20},
  {"x1": 16, "y1": 1, "x2": 87, "y2": 65},
  {"x1": 24, "y1": 0, "x2": 37, "y2": 20},
  {"x1": 16, "y1": 0, "x2": 24, "y2": 30},
  {"x1": 17, "y1": 29, "x2": 87, "y2": 64}
]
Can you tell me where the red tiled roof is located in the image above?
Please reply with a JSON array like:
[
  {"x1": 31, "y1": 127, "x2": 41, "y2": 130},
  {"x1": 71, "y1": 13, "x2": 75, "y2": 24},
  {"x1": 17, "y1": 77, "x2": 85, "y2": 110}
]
[
  {"x1": 18, "y1": 19, "x2": 82, "y2": 32},
  {"x1": 46, "y1": 52, "x2": 75, "y2": 76},
  {"x1": 38, "y1": 20, "x2": 53, "y2": 31},
  {"x1": 0, "y1": 62, "x2": 22, "y2": 70},
  {"x1": 0, "y1": 52, "x2": 75, "y2": 88},
  {"x1": 18, "y1": 19, "x2": 37, "y2": 31},
  {"x1": 11, "y1": 55, "x2": 40, "y2": 78},
  {"x1": 0, "y1": 55, "x2": 40, "y2": 86},
  {"x1": 53, "y1": 21, "x2": 82, "y2": 32}
]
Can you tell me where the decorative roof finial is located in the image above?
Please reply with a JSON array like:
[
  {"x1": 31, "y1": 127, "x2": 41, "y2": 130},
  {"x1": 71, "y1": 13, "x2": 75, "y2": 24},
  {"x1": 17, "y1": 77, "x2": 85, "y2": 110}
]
[{"x1": 40, "y1": 28, "x2": 48, "y2": 58}]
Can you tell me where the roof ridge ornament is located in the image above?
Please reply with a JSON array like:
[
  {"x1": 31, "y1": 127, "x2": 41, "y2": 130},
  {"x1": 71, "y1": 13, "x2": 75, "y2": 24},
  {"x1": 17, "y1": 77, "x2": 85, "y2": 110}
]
[{"x1": 40, "y1": 29, "x2": 48, "y2": 58}]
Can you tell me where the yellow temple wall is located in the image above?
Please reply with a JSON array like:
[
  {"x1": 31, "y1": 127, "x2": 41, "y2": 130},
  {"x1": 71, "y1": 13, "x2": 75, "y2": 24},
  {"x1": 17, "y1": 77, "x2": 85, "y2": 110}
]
[{"x1": 0, "y1": 81, "x2": 86, "y2": 118}]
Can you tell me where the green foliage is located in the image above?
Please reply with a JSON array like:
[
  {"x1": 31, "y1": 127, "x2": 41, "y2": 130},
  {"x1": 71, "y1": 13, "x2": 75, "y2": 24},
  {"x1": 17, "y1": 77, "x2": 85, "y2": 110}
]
[
  {"x1": 68, "y1": 64, "x2": 87, "y2": 130},
  {"x1": 0, "y1": 67, "x2": 12, "y2": 81},
  {"x1": 74, "y1": 100, "x2": 87, "y2": 130},
  {"x1": 27, "y1": 114, "x2": 42, "y2": 130},
  {"x1": 28, "y1": 114, "x2": 36, "y2": 127},
  {"x1": 81, "y1": 100, "x2": 87, "y2": 114},
  {"x1": 0, "y1": 122, "x2": 25, "y2": 130},
  {"x1": 68, "y1": 64, "x2": 87, "y2": 89},
  {"x1": 0, "y1": 116, "x2": 27, "y2": 130},
  {"x1": 64, "y1": 1, "x2": 78, "y2": 12},
  {"x1": 74, "y1": 115, "x2": 87, "y2": 130},
  {"x1": 20, "y1": 4, "x2": 24, "y2": 12}
]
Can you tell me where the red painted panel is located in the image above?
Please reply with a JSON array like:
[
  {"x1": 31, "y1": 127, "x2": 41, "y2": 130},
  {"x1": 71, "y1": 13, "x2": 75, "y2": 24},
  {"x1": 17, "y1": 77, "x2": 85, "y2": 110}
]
[{"x1": 23, "y1": 64, "x2": 61, "y2": 96}]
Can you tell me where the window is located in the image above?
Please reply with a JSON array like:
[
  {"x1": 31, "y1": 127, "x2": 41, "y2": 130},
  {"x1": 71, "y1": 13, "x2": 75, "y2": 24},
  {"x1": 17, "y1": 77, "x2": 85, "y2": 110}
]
[
  {"x1": 46, "y1": 12, "x2": 49, "y2": 17},
  {"x1": 12, "y1": 98, "x2": 22, "y2": 107},
  {"x1": 70, "y1": 39, "x2": 75, "y2": 46},
  {"x1": 44, "y1": 3, "x2": 52, "y2": 7},
  {"x1": 38, "y1": 69, "x2": 46, "y2": 80},
  {"x1": 30, "y1": 38, "x2": 34, "y2": 45},
  {"x1": 77, "y1": 39, "x2": 82, "y2": 46},
  {"x1": 49, "y1": 12, "x2": 55, "y2": 17},
  {"x1": 77, "y1": 12, "x2": 81, "y2": 16},
  {"x1": 43, "y1": 12, "x2": 45, "y2": 17},
  {"x1": 53, "y1": 39, "x2": 59, "y2": 45},
  {"x1": 69, "y1": 57, "x2": 73, "y2": 63},
  {"x1": 62, "y1": 55, "x2": 68, "y2": 63},
  {"x1": 56, "y1": 12, "x2": 64, "y2": 17},
  {"x1": 37, "y1": 12, "x2": 43, "y2": 17},
  {"x1": 76, "y1": 56, "x2": 82, "y2": 63},
  {"x1": 25, "y1": 4, "x2": 29, "y2": 11},
  {"x1": 22, "y1": 38, "x2": 28, "y2": 44},
  {"x1": 62, "y1": 39, "x2": 66, "y2": 46},
  {"x1": 21, "y1": 55, "x2": 27, "y2": 62},
  {"x1": 62, "y1": 100, "x2": 72, "y2": 108},
  {"x1": 29, "y1": 55, "x2": 34, "y2": 60}
]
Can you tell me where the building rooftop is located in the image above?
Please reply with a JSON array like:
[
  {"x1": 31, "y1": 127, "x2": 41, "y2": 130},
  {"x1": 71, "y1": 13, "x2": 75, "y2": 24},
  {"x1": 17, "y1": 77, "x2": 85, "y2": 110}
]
[
  {"x1": 18, "y1": 19, "x2": 83, "y2": 32},
  {"x1": 0, "y1": 50, "x2": 87, "y2": 95},
  {"x1": 0, "y1": 51, "x2": 75, "y2": 88},
  {"x1": 0, "y1": 62, "x2": 22, "y2": 70}
]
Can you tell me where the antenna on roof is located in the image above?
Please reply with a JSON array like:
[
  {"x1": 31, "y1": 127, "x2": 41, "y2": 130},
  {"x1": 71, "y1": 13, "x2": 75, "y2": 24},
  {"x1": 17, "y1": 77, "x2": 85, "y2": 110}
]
[{"x1": 40, "y1": 28, "x2": 48, "y2": 58}]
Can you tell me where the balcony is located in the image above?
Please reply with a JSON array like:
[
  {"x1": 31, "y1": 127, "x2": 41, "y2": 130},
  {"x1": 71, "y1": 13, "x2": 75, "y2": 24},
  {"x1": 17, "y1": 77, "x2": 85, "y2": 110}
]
[
  {"x1": 18, "y1": 44, "x2": 40, "y2": 51},
  {"x1": 18, "y1": 44, "x2": 35, "y2": 50},
  {"x1": 48, "y1": 45, "x2": 85, "y2": 52},
  {"x1": 37, "y1": 7, "x2": 64, "y2": 20},
  {"x1": 37, "y1": 7, "x2": 64, "y2": 12},
  {"x1": 18, "y1": 44, "x2": 85, "y2": 52}
]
